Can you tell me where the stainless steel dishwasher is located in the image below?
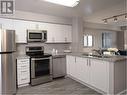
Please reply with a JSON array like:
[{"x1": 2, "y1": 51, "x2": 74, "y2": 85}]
[{"x1": 52, "y1": 55, "x2": 66, "y2": 78}]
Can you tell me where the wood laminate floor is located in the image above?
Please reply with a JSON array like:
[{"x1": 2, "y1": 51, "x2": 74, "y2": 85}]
[{"x1": 16, "y1": 77, "x2": 103, "y2": 95}]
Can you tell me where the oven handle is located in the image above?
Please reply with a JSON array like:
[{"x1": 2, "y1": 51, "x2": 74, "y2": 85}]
[{"x1": 31, "y1": 57, "x2": 51, "y2": 61}]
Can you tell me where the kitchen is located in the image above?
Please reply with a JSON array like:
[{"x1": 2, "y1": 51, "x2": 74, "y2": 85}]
[{"x1": 0, "y1": 0, "x2": 127, "y2": 95}]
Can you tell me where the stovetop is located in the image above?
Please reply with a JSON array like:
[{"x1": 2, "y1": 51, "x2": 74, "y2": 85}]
[{"x1": 27, "y1": 53, "x2": 52, "y2": 58}]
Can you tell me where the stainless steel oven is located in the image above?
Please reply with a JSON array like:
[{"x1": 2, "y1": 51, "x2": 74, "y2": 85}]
[
  {"x1": 26, "y1": 46, "x2": 52, "y2": 86},
  {"x1": 31, "y1": 57, "x2": 52, "y2": 85},
  {"x1": 27, "y1": 30, "x2": 47, "y2": 42}
]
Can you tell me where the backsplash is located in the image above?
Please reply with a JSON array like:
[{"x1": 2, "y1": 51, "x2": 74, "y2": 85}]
[{"x1": 16, "y1": 43, "x2": 71, "y2": 55}]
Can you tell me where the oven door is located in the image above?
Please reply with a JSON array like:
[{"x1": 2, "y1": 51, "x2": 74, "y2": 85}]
[{"x1": 31, "y1": 57, "x2": 52, "y2": 79}]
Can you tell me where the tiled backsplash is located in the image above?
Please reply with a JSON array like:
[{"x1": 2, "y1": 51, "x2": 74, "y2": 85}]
[{"x1": 16, "y1": 43, "x2": 71, "y2": 55}]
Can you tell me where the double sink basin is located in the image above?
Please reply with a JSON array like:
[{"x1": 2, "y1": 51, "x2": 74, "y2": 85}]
[{"x1": 82, "y1": 53, "x2": 111, "y2": 58}]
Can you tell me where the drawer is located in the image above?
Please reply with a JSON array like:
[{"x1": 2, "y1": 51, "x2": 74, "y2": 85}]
[
  {"x1": 17, "y1": 59, "x2": 29, "y2": 66},
  {"x1": 17, "y1": 69, "x2": 29, "y2": 74},
  {"x1": 17, "y1": 64, "x2": 29, "y2": 69},
  {"x1": 17, "y1": 72, "x2": 30, "y2": 85},
  {"x1": 17, "y1": 73, "x2": 30, "y2": 80},
  {"x1": 17, "y1": 76, "x2": 30, "y2": 85},
  {"x1": 17, "y1": 59, "x2": 29, "y2": 63},
  {"x1": 17, "y1": 69, "x2": 30, "y2": 77}
]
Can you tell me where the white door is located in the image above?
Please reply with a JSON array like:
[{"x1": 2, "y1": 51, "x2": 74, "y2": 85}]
[{"x1": 90, "y1": 59, "x2": 109, "y2": 92}]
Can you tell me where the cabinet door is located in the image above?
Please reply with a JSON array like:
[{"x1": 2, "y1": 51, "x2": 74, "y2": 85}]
[
  {"x1": 26, "y1": 21, "x2": 38, "y2": 30},
  {"x1": 0, "y1": 18, "x2": 14, "y2": 30},
  {"x1": 66, "y1": 55, "x2": 76, "y2": 77},
  {"x1": 46, "y1": 24, "x2": 72, "y2": 43},
  {"x1": 53, "y1": 57, "x2": 66, "y2": 78},
  {"x1": 14, "y1": 20, "x2": 28, "y2": 43},
  {"x1": 76, "y1": 57, "x2": 90, "y2": 84},
  {"x1": 90, "y1": 59, "x2": 109, "y2": 92},
  {"x1": 63, "y1": 25, "x2": 72, "y2": 42}
]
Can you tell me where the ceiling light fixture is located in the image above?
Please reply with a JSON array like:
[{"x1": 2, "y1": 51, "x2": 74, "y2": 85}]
[
  {"x1": 102, "y1": 13, "x2": 127, "y2": 24},
  {"x1": 43, "y1": 0, "x2": 80, "y2": 7}
]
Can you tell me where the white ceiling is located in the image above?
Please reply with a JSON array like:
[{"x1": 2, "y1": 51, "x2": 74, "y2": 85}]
[{"x1": 15, "y1": 0, "x2": 126, "y2": 26}]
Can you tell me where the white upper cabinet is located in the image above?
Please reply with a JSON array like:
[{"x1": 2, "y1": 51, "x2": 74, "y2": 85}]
[
  {"x1": 45, "y1": 24, "x2": 72, "y2": 43},
  {"x1": 0, "y1": 18, "x2": 14, "y2": 30},
  {"x1": 0, "y1": 18, "x2": 72, "y2": 43},
  {"x1": 13, "y1": 20, "x2": 28, "y2": 43}
]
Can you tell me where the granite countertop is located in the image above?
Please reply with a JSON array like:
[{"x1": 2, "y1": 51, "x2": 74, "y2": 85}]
[
  {"x1": 52, "y1": 52, "x2": 69, "y2": 58},
  {"x1": 66, "y1": 52, "x2": 127, "y2": 62},
  {"x1": 16, "y1": 54, "x2": 30, "y2": 59}
]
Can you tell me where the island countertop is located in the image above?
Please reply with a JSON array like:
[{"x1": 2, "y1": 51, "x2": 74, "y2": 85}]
[{"x1": 66, "y1": 52, "x2": 127, "y2": 62}]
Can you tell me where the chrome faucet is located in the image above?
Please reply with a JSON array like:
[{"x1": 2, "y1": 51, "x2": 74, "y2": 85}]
[{"x1": 92, "y1": 49, "x2": 103, "y2": 56}]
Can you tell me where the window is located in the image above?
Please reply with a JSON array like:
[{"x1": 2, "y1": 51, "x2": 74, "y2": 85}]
[
  {"x1": 84, "y1": 35, "x2": 93, "y2": 47},
  {"x1": 102, "y1": 33, "x2": 112, "y2": 48}
]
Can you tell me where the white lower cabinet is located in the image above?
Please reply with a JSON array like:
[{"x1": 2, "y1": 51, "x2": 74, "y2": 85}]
[
  {"x1": 90, "y1": 59, "x2": 109, "y2": 93},
  {"x1": 17, "y1": 58, "x2": 30, "y2": 87},
  {"x1": 66, "y1": 55, "x2": 109, "y2": 93},
  {"x1": 66, "y1": 55, "x2": 77, "y2": 77}
]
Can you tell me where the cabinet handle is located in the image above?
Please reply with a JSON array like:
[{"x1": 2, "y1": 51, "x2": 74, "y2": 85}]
[
  {"x1": 89, "y1": 59, "x2": 91, "y2": 66},
  {"x1": 65, "y1": 37, "x2": 67, "y2": 42},
  {"x1": 75, "y1": 57, "x2": 76, "y2": 63},
  {"x1": 20, "y1": 61, "x2": 27, "y2": 62},
  {"x1": 87, "y1": 59, "x2": 88, "y2": 66}
]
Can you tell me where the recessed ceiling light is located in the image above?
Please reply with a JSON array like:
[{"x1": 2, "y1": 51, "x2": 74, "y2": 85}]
[{"x1": 43, "y1": 0, "x2": 80, "y2": 7}]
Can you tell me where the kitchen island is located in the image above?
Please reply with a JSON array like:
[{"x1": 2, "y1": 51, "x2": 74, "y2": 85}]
[{"x1": 66, "y1": 53, "x2": 127, "y2": 94}]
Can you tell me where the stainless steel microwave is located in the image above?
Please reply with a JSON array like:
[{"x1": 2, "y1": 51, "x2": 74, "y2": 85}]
[{"x1": 27, "y1": 30, "x2": 47, "y2": 42}]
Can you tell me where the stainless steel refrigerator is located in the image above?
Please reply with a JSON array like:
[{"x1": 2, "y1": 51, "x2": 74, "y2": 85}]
[{"x1": 0, "y1": 29, "x2": 16, "y2": 95}]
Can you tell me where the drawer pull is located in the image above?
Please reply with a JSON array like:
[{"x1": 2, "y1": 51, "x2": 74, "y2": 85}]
[
  {"x1": 21, "y1": 71, "x2": 28, "y2": 73},
  {"x1": 21, "y1": 78, "x2": 27, "y2": 80}
]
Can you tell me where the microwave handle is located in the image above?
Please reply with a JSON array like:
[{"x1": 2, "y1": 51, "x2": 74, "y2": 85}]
[{"x1": 42, "y1": 32, "x2": 44, "y2": 41}]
